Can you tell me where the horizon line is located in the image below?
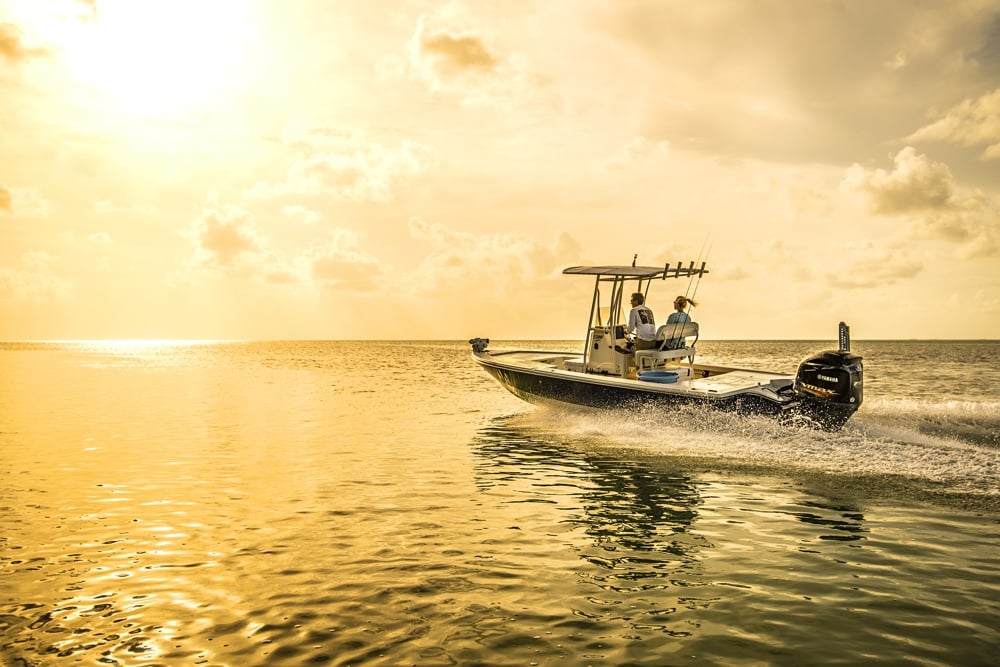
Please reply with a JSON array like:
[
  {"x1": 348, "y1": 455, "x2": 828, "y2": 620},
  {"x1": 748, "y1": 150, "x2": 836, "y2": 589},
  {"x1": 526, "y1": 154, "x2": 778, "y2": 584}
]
[{"x1": 3, "y1": 337, "x2": 998, "y2": 344}]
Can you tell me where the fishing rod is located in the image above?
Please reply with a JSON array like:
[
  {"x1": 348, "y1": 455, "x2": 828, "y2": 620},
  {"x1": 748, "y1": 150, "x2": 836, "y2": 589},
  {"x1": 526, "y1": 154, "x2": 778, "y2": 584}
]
[
  {"x1": 684, "y1": 235, "x2": 710, "y2": 298},
  {"x1": 682, "y1": 236, "x2": 711, "y2": 317}
]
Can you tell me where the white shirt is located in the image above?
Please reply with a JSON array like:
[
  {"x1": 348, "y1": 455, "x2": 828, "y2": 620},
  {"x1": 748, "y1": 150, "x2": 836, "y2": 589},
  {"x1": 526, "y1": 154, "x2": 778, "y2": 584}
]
[{"x1": 627, "y1": 305, "x2": 657, "y2": 341}]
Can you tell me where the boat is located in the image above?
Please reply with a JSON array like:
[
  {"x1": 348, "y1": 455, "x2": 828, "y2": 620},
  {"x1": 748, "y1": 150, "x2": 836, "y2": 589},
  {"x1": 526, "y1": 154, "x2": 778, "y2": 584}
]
[{"x1": 469, "y1": 262, "x2": 863, "y2": 430}]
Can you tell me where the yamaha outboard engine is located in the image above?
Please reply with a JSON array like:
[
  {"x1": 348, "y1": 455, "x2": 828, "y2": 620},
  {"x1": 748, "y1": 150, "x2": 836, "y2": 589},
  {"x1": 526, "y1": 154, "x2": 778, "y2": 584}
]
[{"x1": 793, "y1": 322, "x2": 863, "y2": 429}]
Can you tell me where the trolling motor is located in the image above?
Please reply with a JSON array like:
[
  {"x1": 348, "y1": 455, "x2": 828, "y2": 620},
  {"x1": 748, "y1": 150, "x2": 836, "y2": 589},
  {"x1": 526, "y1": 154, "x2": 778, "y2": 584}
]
[
  {"x1": 793, "y1": 322, "x2": 864, "y2": 428},
  {"x1": 469, "y1": 338, "x2": 490, "y2": 353}
]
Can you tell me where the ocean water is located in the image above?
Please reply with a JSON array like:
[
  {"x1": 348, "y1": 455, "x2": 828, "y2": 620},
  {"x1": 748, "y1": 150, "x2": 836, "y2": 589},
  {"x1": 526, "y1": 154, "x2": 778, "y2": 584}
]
[{"x1": 1, "y1": 339, "x2": 997, "y2": 666}]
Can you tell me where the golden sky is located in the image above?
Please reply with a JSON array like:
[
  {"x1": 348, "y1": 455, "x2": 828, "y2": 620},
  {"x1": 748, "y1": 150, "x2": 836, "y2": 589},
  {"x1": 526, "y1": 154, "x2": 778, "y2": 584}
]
[{"x1": 1, "y1": 0, "x2": 998, "y2": 340}]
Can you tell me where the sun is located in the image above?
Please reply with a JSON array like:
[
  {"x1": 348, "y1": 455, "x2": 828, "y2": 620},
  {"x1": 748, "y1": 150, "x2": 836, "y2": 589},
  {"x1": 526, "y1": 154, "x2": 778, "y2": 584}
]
[{"x1": 64, "y1": 0, "x2": 255, "y2": 117}]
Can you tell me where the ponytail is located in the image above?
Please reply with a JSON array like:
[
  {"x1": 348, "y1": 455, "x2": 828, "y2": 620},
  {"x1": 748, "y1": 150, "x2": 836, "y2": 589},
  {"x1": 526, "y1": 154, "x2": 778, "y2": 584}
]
[{"x1": 675, "y1": 296, "x2": 698, "y2": 308}]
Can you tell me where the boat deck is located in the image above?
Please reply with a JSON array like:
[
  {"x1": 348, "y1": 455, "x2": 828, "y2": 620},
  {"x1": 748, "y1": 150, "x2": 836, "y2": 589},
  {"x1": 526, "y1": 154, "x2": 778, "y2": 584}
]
[
  {"x1": 482, "y1": 350, "x2": 793, "y2": 398},
  {"x1": 687, "y1": 370, "x2": 791, "y2": 395}
]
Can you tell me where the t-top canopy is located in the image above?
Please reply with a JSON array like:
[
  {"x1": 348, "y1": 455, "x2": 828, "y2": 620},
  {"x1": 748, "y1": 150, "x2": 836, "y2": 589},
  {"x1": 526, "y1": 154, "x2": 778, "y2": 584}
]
[{"x1": 563, "y1": 263, "x2": 708, "y2": 279}]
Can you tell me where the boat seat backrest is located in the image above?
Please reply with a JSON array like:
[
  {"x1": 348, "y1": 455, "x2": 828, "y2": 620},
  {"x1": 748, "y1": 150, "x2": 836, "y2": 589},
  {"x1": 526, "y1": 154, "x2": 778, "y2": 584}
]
[
  {"x1": 635, "y1": 321, "x2": 699, "y2": 370},
  {"x1": 654, "y1": 321, "x2": 699, "y2": 349}
]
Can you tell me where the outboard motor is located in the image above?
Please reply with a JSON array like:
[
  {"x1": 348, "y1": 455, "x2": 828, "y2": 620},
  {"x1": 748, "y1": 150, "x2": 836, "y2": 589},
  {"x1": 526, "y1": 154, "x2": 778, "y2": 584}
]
[{"x1": 793, "y1": 322, "x2": 863, "y2": 429}]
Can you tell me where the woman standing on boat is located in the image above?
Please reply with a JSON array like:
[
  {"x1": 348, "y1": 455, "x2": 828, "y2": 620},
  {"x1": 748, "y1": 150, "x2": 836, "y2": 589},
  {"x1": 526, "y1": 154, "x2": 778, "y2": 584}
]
[{"x1": 627, "y1": 292, "x2": 659, "y2": 350}]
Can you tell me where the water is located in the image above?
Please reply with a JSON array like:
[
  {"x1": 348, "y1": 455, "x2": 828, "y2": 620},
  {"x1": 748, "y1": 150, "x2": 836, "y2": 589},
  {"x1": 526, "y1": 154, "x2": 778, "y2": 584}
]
[{"x1": 1, "y1": 339, "x2": 997, "y2": 666}]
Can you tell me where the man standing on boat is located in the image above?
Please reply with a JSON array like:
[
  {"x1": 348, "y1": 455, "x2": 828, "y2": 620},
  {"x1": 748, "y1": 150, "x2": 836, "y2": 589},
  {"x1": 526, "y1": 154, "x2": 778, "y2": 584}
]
[{"x1": 626, "y1": 292, "x2": 658, "y2": 351}]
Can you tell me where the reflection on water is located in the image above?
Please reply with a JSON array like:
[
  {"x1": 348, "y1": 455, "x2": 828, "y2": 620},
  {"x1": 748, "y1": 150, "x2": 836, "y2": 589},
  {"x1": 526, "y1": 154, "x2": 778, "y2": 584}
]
[
  {"x1": 470, "y1": 414, "x2": 884, "y2": 648},
  {"x1": 477, "y1": 420, "x2": 708, "y2": 628},
  {"x1": 475, "y1": 418, "x2": 703, "y2": 548},
  {"x1": 792, "y1": 502, "x2": 867, "y2": 542},
  {"x1": 473, "y1": 418, "x2": 709, "y2": 641}
]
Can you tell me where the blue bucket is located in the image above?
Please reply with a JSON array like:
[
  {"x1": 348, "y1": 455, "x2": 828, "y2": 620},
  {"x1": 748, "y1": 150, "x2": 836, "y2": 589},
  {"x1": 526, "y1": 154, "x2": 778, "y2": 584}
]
[{"x1": 637, "y1": 370, "x2": 679, "y2": 384}]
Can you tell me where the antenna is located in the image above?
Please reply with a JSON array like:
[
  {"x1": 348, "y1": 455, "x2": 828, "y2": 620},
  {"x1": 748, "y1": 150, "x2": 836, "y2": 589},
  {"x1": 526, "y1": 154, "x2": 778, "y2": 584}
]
[
  {"x1": 839, "y1": 322, "x2": 851, "y2": 352},
  {"x1": 632, "y1": 254, "x2": 637, "y2": 267}
]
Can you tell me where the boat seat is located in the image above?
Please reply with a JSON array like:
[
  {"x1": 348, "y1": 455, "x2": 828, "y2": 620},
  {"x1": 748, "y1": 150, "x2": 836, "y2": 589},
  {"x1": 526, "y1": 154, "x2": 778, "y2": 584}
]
[{"x1": 635, "y1": 322, "x2": 699, "y2": 370}]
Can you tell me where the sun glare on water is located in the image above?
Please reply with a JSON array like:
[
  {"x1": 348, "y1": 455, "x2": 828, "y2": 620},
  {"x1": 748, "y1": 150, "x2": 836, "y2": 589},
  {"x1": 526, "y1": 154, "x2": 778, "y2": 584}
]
[{"x1": 61, "y1": 0, "x2": 255, "y2": 117}]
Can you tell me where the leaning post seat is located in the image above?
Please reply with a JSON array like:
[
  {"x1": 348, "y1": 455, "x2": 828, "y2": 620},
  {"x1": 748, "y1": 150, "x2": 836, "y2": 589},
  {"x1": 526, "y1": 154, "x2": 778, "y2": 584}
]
[{"x1": 635, "y1": 322, "x2": 699, "y2": 370}]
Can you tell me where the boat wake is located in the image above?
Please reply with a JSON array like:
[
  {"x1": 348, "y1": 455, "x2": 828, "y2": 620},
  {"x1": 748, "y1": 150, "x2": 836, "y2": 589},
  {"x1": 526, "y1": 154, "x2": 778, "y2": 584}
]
[
  {"x1": 859, "y1": 397, "x2": 1000, "y2": 448},
  {"x1": 494, "y1": 397, "x2": 1000, "y2": 512}
]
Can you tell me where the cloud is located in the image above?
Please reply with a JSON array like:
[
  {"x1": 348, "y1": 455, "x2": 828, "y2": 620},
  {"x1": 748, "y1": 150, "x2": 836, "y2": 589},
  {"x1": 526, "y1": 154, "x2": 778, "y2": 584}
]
[
  {"x1": 922, "y1": 197, "x2": 1000, "y2": 259},
  {"x1": 387, "y1": 13, "x2": 539, "y2": 109},
  {"x1": 0, "y1": 22, "x2": 48, "y2": 62},
  {"x1": 187, "y1": 205, "x2": 264, "y2": 268},
  {"x1": 883, "y1": 50, "x2": 907, "y2": 71},
  {"x1": 0, "y1": 184, "x2": 52, "y2": 217},
  {"x1": 399, "y1": 220, "x2": 600, "y2": 337},
  {"x1": 0, "y1": 252, "x2": 71, "y2": 302},
  {"x1": 907, "y1": 89, "x2": 1000, "y2": 160},
  {"x1": 421, "y1": 28, "x2": 497, "y2": 74},
  {"x1": 842, "y1": 147, "x2": 999, "y2": 258},
  {"x1": 412, "y1": 18, "x2": 497, "y2": 83},
  {"x1": 183, "y1": 204, "x2": 311, "y2": 286},
  {"x1": 282, "y1": 205, "x2": 321, "y2": 225},
  {"x1": 594, "y1": 136, "x2": 671, "y2": 171},
  {"x1": 183, "y1": 200, "x2": 389, "y2": 290},
  {"x1": 822, "y1": 242, "x2": 924, "y2": 290},
  {"x1": 406, "y1": 217, "x2": 581, "y2": 293},
  {"x1": 184, "y1": 199, "x2": 389, "y2": 290},
  {"x1": 303, "y1": 229, "x2": 382, "y2": 292},
  {"x1": 248, "y1": 121, "x2": 436, "y2": 203},
  {"x1": 842, "y1": 147, "x2": 955, "y2": 215}
]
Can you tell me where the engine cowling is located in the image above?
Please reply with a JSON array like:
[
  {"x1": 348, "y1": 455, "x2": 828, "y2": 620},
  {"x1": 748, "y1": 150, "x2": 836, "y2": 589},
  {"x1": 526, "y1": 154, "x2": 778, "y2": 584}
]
[{"x1": 794, "y1": 350, "x2": 863, "y2": 408}]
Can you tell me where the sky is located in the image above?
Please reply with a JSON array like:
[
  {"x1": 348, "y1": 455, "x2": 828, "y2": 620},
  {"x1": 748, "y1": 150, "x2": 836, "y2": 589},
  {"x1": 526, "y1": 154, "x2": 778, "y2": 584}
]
[{"x1": 1, "y1": 0, "x2": 998, "y2": 340}]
